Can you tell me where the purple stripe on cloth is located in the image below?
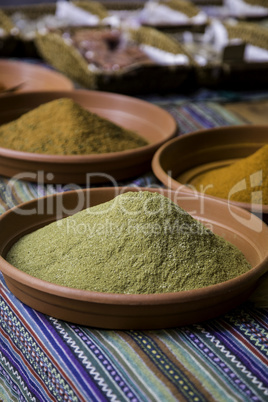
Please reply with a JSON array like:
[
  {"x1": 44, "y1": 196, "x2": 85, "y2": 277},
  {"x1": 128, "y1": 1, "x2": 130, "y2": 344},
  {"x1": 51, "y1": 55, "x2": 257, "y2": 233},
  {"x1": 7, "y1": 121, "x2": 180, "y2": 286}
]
[{"x1": 184, "y1": 329, "x2": 261, "y2": 401}]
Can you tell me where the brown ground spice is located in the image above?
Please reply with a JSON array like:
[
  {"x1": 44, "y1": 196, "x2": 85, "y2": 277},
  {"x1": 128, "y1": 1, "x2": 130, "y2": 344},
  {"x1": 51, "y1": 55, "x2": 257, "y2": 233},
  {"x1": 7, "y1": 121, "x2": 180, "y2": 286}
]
[{"x1": 0, "y1": 98, "x2": 148, "y2": 155}]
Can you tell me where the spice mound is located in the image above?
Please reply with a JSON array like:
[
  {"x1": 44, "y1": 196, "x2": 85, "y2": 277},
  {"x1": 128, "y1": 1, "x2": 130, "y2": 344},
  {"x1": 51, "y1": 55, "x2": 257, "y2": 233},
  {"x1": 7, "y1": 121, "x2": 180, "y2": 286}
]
[
  {"x1": 6, "y1": 191, "x2": 251, "y2": 294},
  {"x1": 190, "y1": 145, "x2": 268, "y2": 205},
  {"x1": 0, "y1": 98, "x2": 148, "y2": 155}
]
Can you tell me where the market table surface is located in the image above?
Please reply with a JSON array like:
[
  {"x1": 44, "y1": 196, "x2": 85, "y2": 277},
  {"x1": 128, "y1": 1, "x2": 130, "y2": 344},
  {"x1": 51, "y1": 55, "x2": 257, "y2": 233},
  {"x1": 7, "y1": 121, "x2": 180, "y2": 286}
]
[{"x1": 0, "y1": 83, "x2": 268, "y2": 401}]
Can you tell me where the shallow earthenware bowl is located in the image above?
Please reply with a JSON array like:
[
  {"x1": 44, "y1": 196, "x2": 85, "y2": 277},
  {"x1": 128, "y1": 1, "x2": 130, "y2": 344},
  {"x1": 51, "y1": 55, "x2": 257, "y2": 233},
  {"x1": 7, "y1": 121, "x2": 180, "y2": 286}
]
[
  {"x1": 0, "y1": 187, "x2": 267, "y2": 329},
  {"x1": 152, "y1": 125, "x2": 268, "y2": 222},
  {"x1": 0, "y1": 90, "x2": 177, "y2": 183},
  {"x1": 0, "y1": 59, "x2": 74, "y2": 94}
]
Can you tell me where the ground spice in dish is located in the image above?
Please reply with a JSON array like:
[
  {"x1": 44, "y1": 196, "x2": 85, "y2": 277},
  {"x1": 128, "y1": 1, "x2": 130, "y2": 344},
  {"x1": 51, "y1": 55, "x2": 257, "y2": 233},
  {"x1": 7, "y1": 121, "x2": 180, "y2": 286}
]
[
  {"x1": 190, "y1": 145, "x2": 268, "y2": 205},
  {"x1": 0, "y1": 98, "x2": 148, "y2": 155},
  {"x1": 6, "y1": 191, "x2": 251, "y2": 294}
]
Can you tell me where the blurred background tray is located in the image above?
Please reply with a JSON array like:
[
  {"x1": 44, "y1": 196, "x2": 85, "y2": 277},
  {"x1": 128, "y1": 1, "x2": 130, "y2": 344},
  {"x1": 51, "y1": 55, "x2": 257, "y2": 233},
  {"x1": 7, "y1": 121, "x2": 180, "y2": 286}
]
[
  {"x1": 1, "y1": 1, "x2": 268, "y2": 93},
  {"x1": 0, "y1": 59, "x2": 74, "y2": 94}
]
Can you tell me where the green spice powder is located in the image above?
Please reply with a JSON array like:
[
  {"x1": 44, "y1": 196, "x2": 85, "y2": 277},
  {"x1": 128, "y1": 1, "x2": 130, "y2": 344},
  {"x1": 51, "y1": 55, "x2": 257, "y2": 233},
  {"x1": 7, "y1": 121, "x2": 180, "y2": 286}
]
[
  {"x1": 6, "y1": 191, "x2": 251, "y2": 294},
  {"x1": 0, "y1": 98, "x2": 148, "y2": 155}
]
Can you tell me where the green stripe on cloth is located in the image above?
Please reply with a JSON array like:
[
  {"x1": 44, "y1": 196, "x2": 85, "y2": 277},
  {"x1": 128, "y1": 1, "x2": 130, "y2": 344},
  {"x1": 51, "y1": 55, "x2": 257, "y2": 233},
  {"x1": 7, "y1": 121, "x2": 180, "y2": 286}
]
[
  {"x1": 160, "y1": 329, "x2": 234, "y2": 402},
  {"x1": 0, "y1": 363, "x2": 21, "y2": 402},
  {"x1": 127, "y1": 330, "x2": 208, "y2": 401},
  {"x1": 87, "y1": 330, "x2": 169, "y2": 401}
]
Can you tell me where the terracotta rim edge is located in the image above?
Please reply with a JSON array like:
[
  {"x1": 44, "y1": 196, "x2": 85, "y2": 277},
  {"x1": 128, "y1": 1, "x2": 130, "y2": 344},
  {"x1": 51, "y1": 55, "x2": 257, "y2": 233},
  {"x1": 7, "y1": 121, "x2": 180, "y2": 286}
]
[
  {"x1": 152, "y1": 126, "x2": 268, "y2": 213},
  {"x1": 0, "y1": 90, "x2": 178, "y2": 162},
  {"x1": 0, "y1": 187, "x2": 267, "y2": 305}
]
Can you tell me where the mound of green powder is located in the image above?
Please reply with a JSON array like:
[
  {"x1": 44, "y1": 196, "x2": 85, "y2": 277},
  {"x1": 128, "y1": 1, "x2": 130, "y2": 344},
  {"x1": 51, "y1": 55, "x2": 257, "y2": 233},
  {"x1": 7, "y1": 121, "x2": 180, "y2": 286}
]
[{"x1": 6, "y1": 191, "x2": 251, "y2": 294}]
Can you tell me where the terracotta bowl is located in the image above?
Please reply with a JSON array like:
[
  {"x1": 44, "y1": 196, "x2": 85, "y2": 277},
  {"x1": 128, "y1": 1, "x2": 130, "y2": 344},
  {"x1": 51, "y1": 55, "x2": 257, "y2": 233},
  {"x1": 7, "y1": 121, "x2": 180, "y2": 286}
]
[
  {"x1": 0, "y1": 187, "x2": 267, "y2": 329},
  {"x1": 0, "y1": 59, "x2": 74, "y2": 94},
  {"x1": 152, "y1": 125, "x2": 268, "y2": 222},
  {"x1": 0, "y1": 90, "x2": 177, "y2": 184}
]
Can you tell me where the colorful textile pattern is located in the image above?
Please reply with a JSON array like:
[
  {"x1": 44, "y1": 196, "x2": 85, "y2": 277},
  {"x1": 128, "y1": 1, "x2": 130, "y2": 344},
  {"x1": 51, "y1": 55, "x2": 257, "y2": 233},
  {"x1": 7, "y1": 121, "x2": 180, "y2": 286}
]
[{"x1": 1, "y1": 94, "x2": 268, "y2": 401}]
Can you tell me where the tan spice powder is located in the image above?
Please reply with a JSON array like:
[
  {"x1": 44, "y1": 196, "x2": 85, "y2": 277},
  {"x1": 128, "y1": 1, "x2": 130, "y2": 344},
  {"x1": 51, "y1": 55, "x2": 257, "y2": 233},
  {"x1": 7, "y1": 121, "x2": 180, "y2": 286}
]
[{"x1": 0, "y1": 98, "x2": 148, "y2": 155}]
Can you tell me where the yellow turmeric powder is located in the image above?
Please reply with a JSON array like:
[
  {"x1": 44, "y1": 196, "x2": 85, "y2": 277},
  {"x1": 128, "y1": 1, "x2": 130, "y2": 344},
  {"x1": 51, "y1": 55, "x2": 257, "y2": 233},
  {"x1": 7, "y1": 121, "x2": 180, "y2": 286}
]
[
  {"x1": 190, "y1": 144, "x2": 268, "y2": 205},
  {"x1": 0, "y1": 98, "x2": 148, "y2": 155}
]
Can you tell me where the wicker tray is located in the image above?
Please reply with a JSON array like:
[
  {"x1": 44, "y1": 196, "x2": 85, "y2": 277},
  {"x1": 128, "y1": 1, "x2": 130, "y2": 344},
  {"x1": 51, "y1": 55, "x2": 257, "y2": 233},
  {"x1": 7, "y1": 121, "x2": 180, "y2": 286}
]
[
  {"x1": 2, "y1": 1, "x2": 267, "y2": 92},
  {"x1": 1, "y1": 2, "x2": 109, "y2": 59},
  {"x1": 193, "y1": 60, "x2": 268, "y2": 90},
  {"x1": 35, "y1": 25, "x2": 193, "y2": 94},
  {"x1": 221, "y1": 61, "x2": 268, "y2": 90},
  {"x1": 0, "y1": 9, "x2": 18, "y2": 57},
  {"x1": 103, "y1": 0, "x2": 208, "y2": 33}
]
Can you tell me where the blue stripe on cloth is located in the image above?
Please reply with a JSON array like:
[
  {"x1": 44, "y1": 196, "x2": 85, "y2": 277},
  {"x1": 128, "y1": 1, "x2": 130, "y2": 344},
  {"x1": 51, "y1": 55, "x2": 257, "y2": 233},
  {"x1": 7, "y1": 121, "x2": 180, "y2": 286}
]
[
  {"x1": 0, "y1": 277, "x2": 87, "y2": 401},
  {"x1": 49, "y1": 319, "x2": 121, "y2": 401},
  {"x1": 0, "y1": 360, "x2": 28, "y2": 402},
  {"x1": 182, "y1": 104, "x2": 216, "y2": 128},
  {"x1": 80, "y1": 327, "x2": 150, "y2": 401},
  {"x1": 182, "y1": 328, "x2": 263, "y2": 401},
  {"x1": 226, "y1": 309, "x2": 268, "y2": 351},
  {"x1": 30, "y1": 314, "x2": 105, "y2": 401},
  {"x1": 0, "y1": 338, "x2": 44, "y2": 401},
  {"x1": 213, "y1": 321, "x2": 268, "y2": 384},
  {"x1": 70, "y1": 326, "x2": 140, "y2": 402},
  {"x1": 184, "y1": 307, "x2": 268, "y2": 402},
  {"x1": 127, "y1": 330, "x2": 206, "y2": 401},
  {"x1": 49, "y1": 319, "x2": 139, "y2": 402}
]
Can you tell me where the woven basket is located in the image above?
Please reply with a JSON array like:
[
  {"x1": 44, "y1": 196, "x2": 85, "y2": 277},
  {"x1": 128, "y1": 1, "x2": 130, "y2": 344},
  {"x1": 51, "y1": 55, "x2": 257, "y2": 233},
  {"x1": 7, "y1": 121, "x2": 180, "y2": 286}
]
[
  {"x1": 3, "y1": 4, "x2": 56, "y2": 20},
  {"x1": 138, "y1": 0, "x2": 208, "y2": 33},
  {"x1": 77, "y1": 0, "x2": 208, "y2": 32},
  {"x1": 0, "y1": 9, "x2": 19, "y2": 57},
  {"x1": 35, "y1": 29, "x2": 96, "y2": 88},
  {"x1": 242, "y1": 0, "x2": 268, "y2": 8},
  {"x1": 194, "y1": 63, "x2": 223, "y2": 88},
  {"x1": 73, "y1": 1, "x2": 108, "y2": 19},
  {"x1": 35, "y1": 25, "x2": 193, "y2": 94},
  {"x1": 129, "y1": 26, "x2": 189, "y2": 54},
  {"x1": 3, "y1": 2, "x2": 108, "y2": 24},
  {"x1": 0, "y1": 8, "x2": 16, "y2": 31},
  {"x1": 2, "y1": 2, "x2": 108, "y2": 59},
  {"x1": 2, "y1": 4, "x2": 56, "y2": 58},
  {"x1": 92, "y1": 1, "x2": 145, "y2": 11},
  {"x1": 221, "y1": 61, "x2": 268, "y2": 90},
  {"x1": 191, "y1": 0, "x2": 223, "y2": 4},
  {"x1": 224, "y1": 21, "x2": 268, "y2": 50}
]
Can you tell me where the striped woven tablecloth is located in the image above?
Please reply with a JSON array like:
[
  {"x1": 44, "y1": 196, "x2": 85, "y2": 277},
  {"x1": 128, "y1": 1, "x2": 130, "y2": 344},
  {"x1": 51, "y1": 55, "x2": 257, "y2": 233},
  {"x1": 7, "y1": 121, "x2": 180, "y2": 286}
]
[{"x1": 1, "y1": 94, "x2": 268, "y2": 402}]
